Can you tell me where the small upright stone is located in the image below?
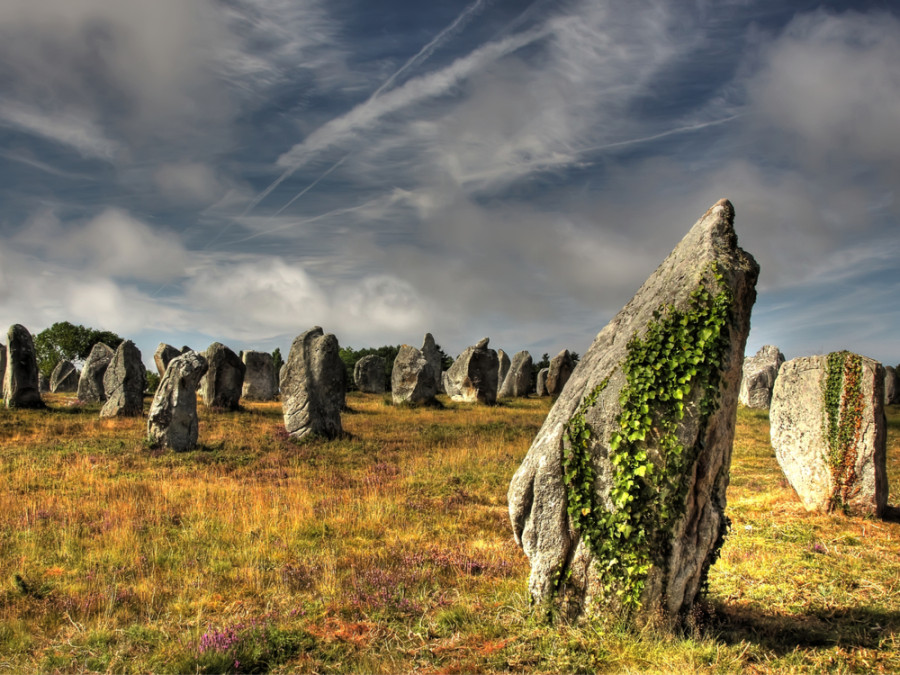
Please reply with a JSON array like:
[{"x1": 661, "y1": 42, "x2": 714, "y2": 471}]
[
  {"x1": 770, "y1": 352, "x2": 887, "y2": 517},
  {"x1": 497, "y1": 350, "x2": 511, "y2": 396},
  {"x1": 0, "y1": 344, "x2": 7, "y2": 393},
  {"x1": 443, "y1": 338, "x2": 499, "y2": 404},
  {"x1": 100, "y1": 340, "x2": 144, "y2": 417},
  {"x1": 50, "y1": 360, "x2": 79, "y2": 393},
  {"x1": 77, "y1": 343, "x2": 115, "y2": 402},
  {"x1": 739, "y1": 345, "x2": 785, "y2": 408},
  {"x1": 38, "y1": 374, "x2": 49, "y2": 393},
  {"x1": 392, "y1": 344, "x2": 437, "y2": 405},
  {"x1": 199, "y1": 343, "x2": 245, "y2": 410},
  {"x1": 241, "y1": 350, "x2": 277, "y2": 401},
  {"x1": 499, "y1": 351, "x2": 533, "y2": 398},
  {"x1": 884, "y1": 365, "x2": 899, "y2": 405},
  {"x1": 3, "y1": 325, "x2": 44, "y2": 409},
  {"x1": 545, "y1": 349, "x2": 575, "y2": 396},
  {"x1": 147, "y1": 351, "x2": 209, "y2": 451},
  {"x1": 354, "y1": 354, "x2": 386, "y2": 394},
  {"x1": 536, "y1": 368, "x2": 549, "y2": 396},
  {"x1": 154, "y1": 343, "x2": 182, "y2": 377},
  {"x1": 281, "y1": 327, "x2": 345, "y2": 439}
]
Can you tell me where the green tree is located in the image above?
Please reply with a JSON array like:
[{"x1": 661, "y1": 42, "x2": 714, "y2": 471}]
[
  {"x1": 34, "y1": 321, "x2": 124, "y2": 377},
  {"x1": 271, "y1": 347, "x2": 284, "y2": 376}
]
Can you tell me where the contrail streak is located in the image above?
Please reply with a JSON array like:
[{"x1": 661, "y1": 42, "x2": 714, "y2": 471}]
[{"x1": 273, "y1": 155, "x2": 347, "y2": 217}]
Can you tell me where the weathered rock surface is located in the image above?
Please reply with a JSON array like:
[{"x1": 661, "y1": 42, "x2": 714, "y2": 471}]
[
  {"x1": 508, "y1": 199, "x2": 758, "y2": 627},
  {"x1": 770, "y1": 353, "x2": 887, "y2": 517},
  {"x1": 199, "y1": 343, "x2": 245, "y2": 410},
  {"x1": 38, "y1": 374, "x2": 49, "y2": 393},
  {"x1": 241, "y1": 350, "x2": 277, "y2": 401},
  {"x1": 546, "y1": 349, "x2": 575, "y2": 396},
  {"x1": 100, "y1": 340, "x2": 144, "y2": 418},
  {"x1": 499, "y1": 351, "x2": 533, "y2": 398},
  {"x1": 77, "y1": 343, "x2": 115, "y2": 402},
  {"x1": 443, "y1": 338, "x2": 499, "y2": 404},
  {"x1": 147, "y1": 352, "x2": 209, "y2": 451},
  {"x1": 739, "y1": 345, "x2": 784, "y2": 408},
  {"x1": 536, "y1": 368, "x2": 549, "y2": 396},
  {"x1": 354, "y1": 354, "x2": 386, "y2": 394},
  {"x1": 3, "y1": 325, "x2": 44, "y2": 408},
  {"x1": 154, "y1": 343, "x2": 182, "y2": 377},
  {"x1": 497, "y1": 350, "x2": 511, "y2": 396},
  {"x1": 884, "y1": 365, "x2": 899, "y2": 405},
  {"x1": 50, "y1": 360, "x2": 79, "y2": 393},
  {"x1": 392, "y1": 344, "x2": 438, "y2": 405},
  {"x1": 421, "y1": 333, "x2": 444, "y2": 393},
  {"x1": 281, "y1": 327, "x2": 345, "y2": 439}
]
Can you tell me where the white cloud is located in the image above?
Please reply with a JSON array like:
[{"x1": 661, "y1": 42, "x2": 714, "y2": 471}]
[{"x1": 0, "y1": 100, "x2": 121, "y2": 161}]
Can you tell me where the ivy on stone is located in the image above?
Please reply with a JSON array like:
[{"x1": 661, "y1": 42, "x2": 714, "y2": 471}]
[{"x1": 822, "y1": 351, "x2": 864, "y2": 512}]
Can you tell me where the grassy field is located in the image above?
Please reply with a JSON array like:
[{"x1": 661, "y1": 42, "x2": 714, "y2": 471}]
[{"x1": 0, "y1": 393, "x2": 898, "y2": 673}]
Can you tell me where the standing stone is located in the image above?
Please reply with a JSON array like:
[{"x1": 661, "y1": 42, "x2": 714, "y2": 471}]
[
  {"x1": 38, "y1": 374, "x2": 49, "y2": 393},
  {"x1": 392, "y1": 344, "x2": 437, "y2": 405},
  {"x1": 154, "y1": 343, "x2": 182, "y2": 377},
  {"x1": 100, "y1": 340, "x2": 144, "y2": 418},
  {"x1": 199, "y1": 343, "x2": 245, "y2": 410},
  {"x1": 536, "y1": 368, "x2": 549, "y2": 397},
  {"x1": 500, "y1": 351, "x2": 533, "y2": 398},
  {"x1": 0, "y1": 344, "x2": 6, "y2": 395},
  {"x1": 147, "y1": 351, "x2": 209, "y2": 452},
  {"x1": 241, "y1": 350, "x2": 277, "y2": 401},
  {"x1": 421, "y1": 333, "x2": 444, "y2": 393},
  {"x1": 770, "y1": 353, "x2": 887, "y2": 517},
  {"x1": 739, "y1": 345, "x2": 785, "y2": 408},
  {"x1": 77, "y1": 343, "x2": 115, "y2": 403},
  {"x1": 50, "y1": 360, "x2": 79, "y2": 393},
  {"x1": 508, "y1": 199, "x2": 758, "y2": 627},
  {"x1": 884, "y1": 365, "x2": 899, "y2": 405},
  {"x1": 443, "y1": 338, "x2": 499, "y2": 404},
  {"x1": 497, "y1": 350, "x2": 511, "y2": 396},
  {"x1": 354, "y1": 354, "x2": 386, "y2": 394},
  {"x1": 546, "y1": 349, "x2": 575, "y2": 396},
  {"x1": 281, "y1": 327, "x2": 345, "y2": 439},
  {"x1": 3, "y1": 325, "x2": 44, "y2": 409}
]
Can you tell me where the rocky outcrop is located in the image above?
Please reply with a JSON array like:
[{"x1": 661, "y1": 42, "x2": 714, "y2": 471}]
[
  {"x1": 546, "y1": 349, "x2": 575, "y2": 396},
  {"x1": 147, "y1": 351, "x2": 209, "y2": 451},
  {"x1": 499, "y1": 351, "x2": 533, "y2": 398},
  {"x1": 77, "y1": 343, "x2": 115, "y2": 402},
  {"x1": 739, "y1": 345, "x2": 784, "y2": 408},
  {"x1": 100, "y1": 340, "x2": 144, "y2": 418},
  {"x1": 884, "y1": 365, "x2": 899, "y2": 405},
  {"x1": 281, "y1": 327, "x2": 345, "y2": 439},
  {"x1": 154, "y1": 343, "x2": 182, "y2": 377},
  {"x1": 770, "y1": 353, "x2": 887, "y2": 517},
  {"x1": 354, "y1": 354, "x2": 386, "y2": 394},
  {"x1": 3, "y1": 325, "x2": 44, "y2": 409},
  {"x1": 497, "y1": 350, "x2": 511, "y2": 396},
  {"x1": 443, "y1": 338, "x2": 499, "y2": 404},
  {"x1": 536, "y1": 368, "x2": 549, "y2": 396},
  {"x1": 50, "y1": 360, "x2": 79, "y2": 393},
  {"x1": 199, "y1": 343, "x2": 245, "y2": 410},
  {"x1": 508, "y1": 199, "x2": 758, "y2": 628},
  {"x1": 392, "y1": 344, "x2": 438, "y2": 405},
  {"x1": 241, "y1": 350, "x2": 277, "y2": 401}
]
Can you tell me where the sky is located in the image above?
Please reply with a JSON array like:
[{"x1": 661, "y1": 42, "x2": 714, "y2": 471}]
[{"x1": 1, "y1": 0, "x2": 899, "y2": 369}]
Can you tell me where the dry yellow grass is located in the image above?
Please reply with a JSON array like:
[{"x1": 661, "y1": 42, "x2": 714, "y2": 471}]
[{"x1": 0, "y1": 393, "x2": 897, "y2": 673}]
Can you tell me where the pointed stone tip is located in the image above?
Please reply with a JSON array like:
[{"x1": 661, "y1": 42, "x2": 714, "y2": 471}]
[{"x1": 706, "y1": 198, "x2": 734, "y2": 223}]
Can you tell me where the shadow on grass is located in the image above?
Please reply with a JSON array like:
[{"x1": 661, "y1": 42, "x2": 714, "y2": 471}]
[
  {"x1": 881, "y1": 504, "x2": 900, "y2": 523},
  {"x1": 711, "y1": 601, "x2": 900, "y2": 652}
]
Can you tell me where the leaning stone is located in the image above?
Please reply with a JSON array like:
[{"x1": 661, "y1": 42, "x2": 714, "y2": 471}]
[
  {"x1": 3, "y1": 325, "x2": 45, "y2": 408},
  {"x1": 154, "y1": 343, "x2": 182, "y2": 377},
  {"x1": 77, "y1": 343, "x2": 115, "y2": 402},
  {"x1": 443, "y1": 337, "x2": 499, "y2": 404},
  {"x1": 241, "y1": 350, "x2": 277, "y2": 401},
  {"x1": 739, "y1": 345, "x2": 784, "y2": 408},
  {"x1": 536, "y1": 368, "x2": 549, "y2": 396},
  {"x1": 147, "y1": 352, "x2": 209, "y2": 451},
  {"x1": 770, "y1": 353, "x2": 887, "y2": 517},
  {"x1": 884, "y1": 365, "x2": 899, "y2": 405},
  {"x1": 281, "y1": 327, "x2": 345, "y2": 439},
  {"x1": 354, "y1": 354, "x2": 386, "y2": 394},
  {"x1": 50, "y1": 360, "x2": 79, "y2": 393},
  {"x1": 497, "y1": 350, "x2": 511, "y2": 396},
  {"x1": 508, "y1": 199, "x2": 758, "y2": 628},
  {"x1": 100, "y1": 340, "x2": 144, "y2": 417},
  {"x1": 546, "y1": 349, "x2": 575, "y2": 396},
  {"x1": 392, "y1": 344, "x2": 437, "y2": 405},
  {"x1": 199, "y1": 343, "x2": 245, "y2": 410},
  {"x1": 500, "y1": 351, "x2": 533, "y2": 398}
]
